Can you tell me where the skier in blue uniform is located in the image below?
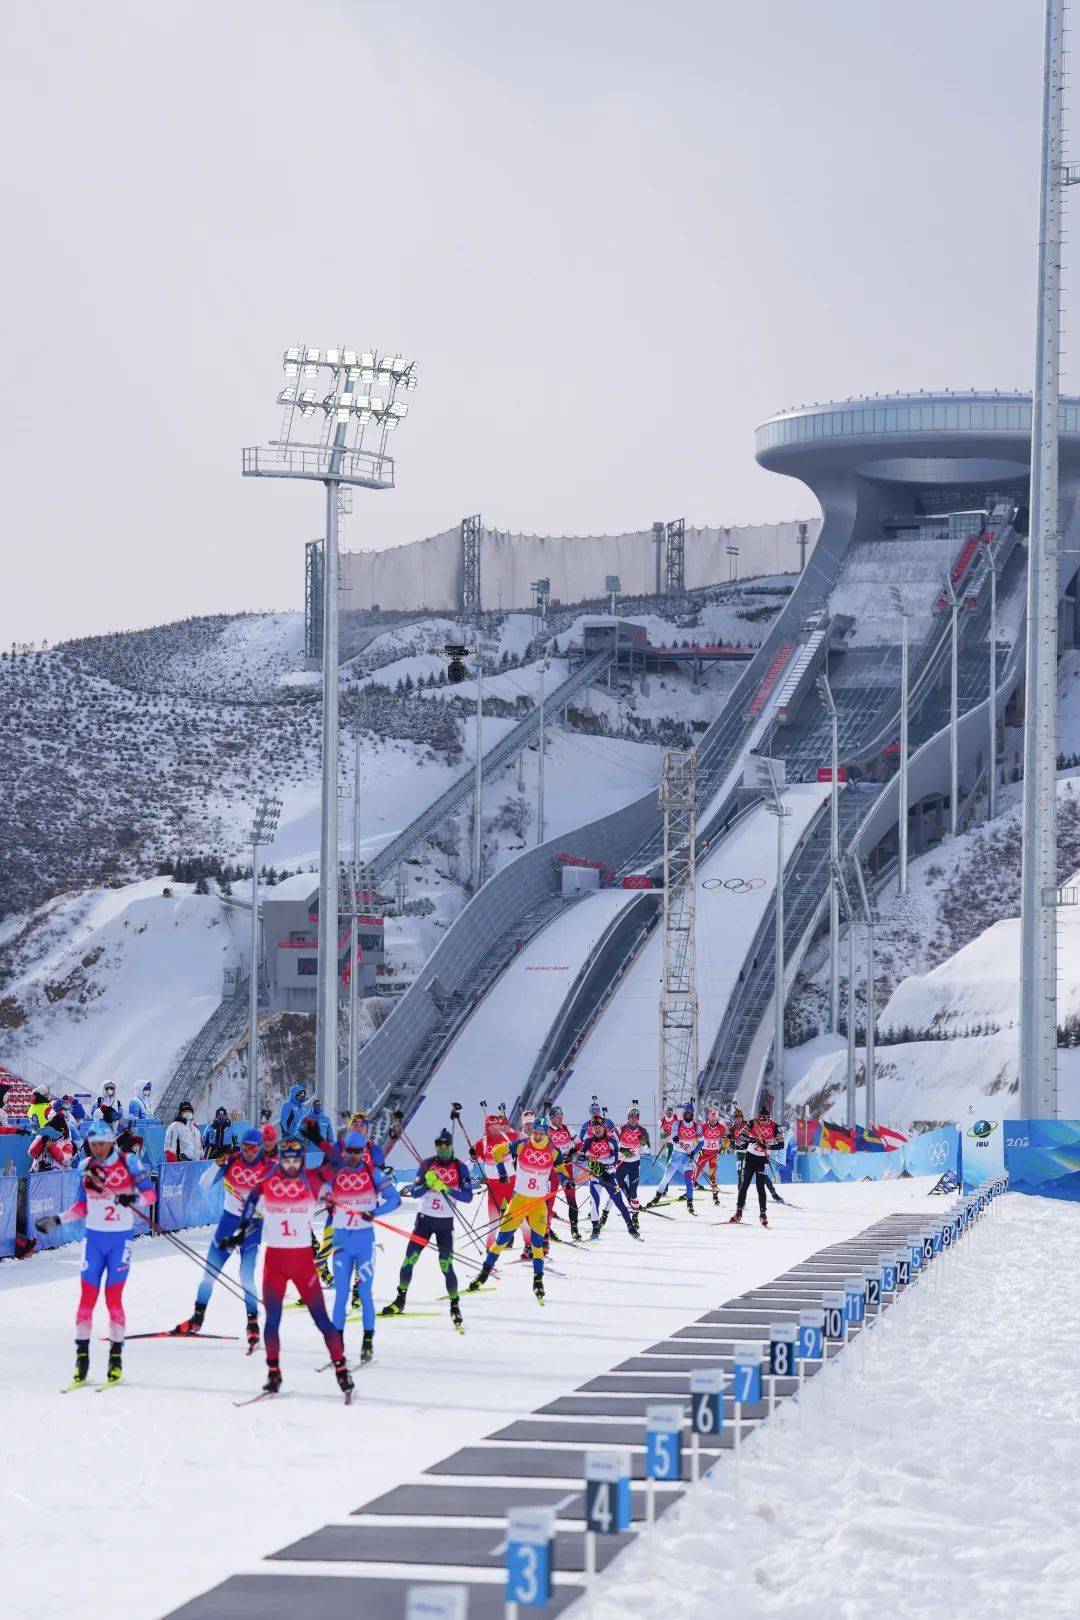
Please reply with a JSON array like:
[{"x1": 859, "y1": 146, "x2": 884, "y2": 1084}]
[
  {"x1": 173, "y1": 1128, "x2": 270, "y2": 1349},
  {"x1": 324, "y1": 1130, "x2": 400, "y2": 1364}
]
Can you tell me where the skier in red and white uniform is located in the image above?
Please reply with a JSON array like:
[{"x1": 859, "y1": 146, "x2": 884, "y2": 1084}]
[
  {"x1": 730, "y1": 1107, "x2": 783, "y2": 1226},
  {"x1": 658, "y1": 1102, "x2": 678, "y2": 1168},
  {"x1": 230, "y1": 1137, "x2": 352, "y2": 1397},
  {"x1": 470, "y1": 1110, "x2": 519, "y2": 1243},
  {"x1": 692, "y1": 1107, "x2": 729, "y2": 1205},
  {"x1": 547, "y1": 1105, "x2": 583, "y2": 1240}
]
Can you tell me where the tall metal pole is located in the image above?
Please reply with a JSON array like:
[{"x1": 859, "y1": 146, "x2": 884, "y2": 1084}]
[
  {"x1": 817, "y1": 673, "x2": 840, "y2": 1030},
  {"x1": 987, "y1": 545, "x2": 999, "y2": 822},
  {"x1": 899, "y1": 609, "x2": 910, "y2": 893},
  {"x1": 348, "y1": 727, "x2": 362, "y2": 1115},
  {"x1": 851, "y1": 858, "x2": 875, "y2": 1127},
  {"x1": 774, "y1": 790, "x2": 786, "y2": 1118},
  {"x1": 944, "y1": 571, "x2": 960, "y2": 836},
  {"x1": 315, "y1": 474, "x2": 342, "y2": 1116},
  {"x1": 833, "y1": 860, "x2": 857, "y2": 1129},
  {"x1": 1021, "y1": 0, "x2": 1067, "y2": 1119},
  {"x1": 473, "y1": 641, "x2": 484, "y2": 888},
  {"x1": 248, "y1": 836, "x2": 260, "y2": 1125},
  {"x1": 537, "y1": 658, "x2": 547, "y2": 845}
]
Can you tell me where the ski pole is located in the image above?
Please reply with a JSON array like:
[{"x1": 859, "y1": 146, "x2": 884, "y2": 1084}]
[
  {"x1": 131, "y1": 1206, "x2": 262, "y2": 1310},
  {"x1": 365, "y1": 1209, "x2": 485, "y2": 1272}
]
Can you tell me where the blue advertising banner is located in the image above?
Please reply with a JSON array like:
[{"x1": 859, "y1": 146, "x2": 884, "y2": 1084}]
[
  {"x1": 26, "y1": 1169, "x2": 83, "y2": 1250},
  {"x1": 156, "y1": 1160, "x2": 225, "y2": 1232},
  {"x1": 0, "y1": 1174, "x2": 17, "y2": 1258},
  {"x1": 791, "y1": 1125, "x2": 959, "y2": 1185},
  {"x1": 0, "y1": 1137, "x2": 32, "y2": 1177},
  {"x1": 1004, "y1": 1118, "x2": 1080, "y2": 1201}
]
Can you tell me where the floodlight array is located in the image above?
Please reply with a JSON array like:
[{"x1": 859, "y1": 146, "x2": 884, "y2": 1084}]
[{"x1": 276, "y1": 345, "x2": 418, "y2": 456}]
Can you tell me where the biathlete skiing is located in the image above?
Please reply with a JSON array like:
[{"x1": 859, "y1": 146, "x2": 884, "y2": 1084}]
[
  {"x1": 322, "y1": 1128, "x2": 400, "y2": 1365},
  {"x1": 647, "y1": 1104, "x2": 702, "y2": 1212},
  {"x1": 614, "y1": 1105, "x2": 650, "y2": 1222},
  {"x1": 227, "y1": 1137, "x2": 352, "y2": 1399},
  {"x1": 691, "y1": 1107, "x2": 729, "y2": 1206},
  {"x1": 729, "y1": 1106, "x2": 783, "y2": 1226},
  {"x1": 173, "y1": 1127, "x2": 270, "y2": 1349},
  {"x1": 382, "y1": 1127, "x2": 471, "y2": 1331},
  {"x1": 467, "y1": 1116, "x2": 569, "y2": 1302},
  {"x1": 36, "y1": 1120, "x2": 156, "y2": 1388},
  {"x1": 547, "y1": 1105, "x2": 583, "y2": 1239},
  {"x1": 582, "y1": 1117, "x2": 642, "y2": 1239}
]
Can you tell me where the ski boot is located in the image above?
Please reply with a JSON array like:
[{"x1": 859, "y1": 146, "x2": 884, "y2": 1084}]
[
  {"x1": 687, "y1": 1201, "x2": 696, "y2": 1217},
  {"x1": 590, "y1": 1220, "x2": 601, "y2": 1241},
  {"x1": 449, "y1": 1297, "x2": 464, "y2": 1334},
  {"x1": 646, "y1": 1191, "x2": 663, "y2": 1208},
  {"x1": 106, "y1": 1342, "x2": 123, "y2": 1385},
  {"x1": 467, "y1": 1270, "x2": 492, "y2": 1293},
  {"x1": 630, "y1": 1212, "x2": 640, "y2": 1236},
  {"x1": 333, "y1": 1359, "x2": 355, "y2": 1401},
  {"x1": 533, "y1": 1275, "x2": 545, "y2": 1305},
  {"x1": 571, "y1": 1222, "x2": 582, "y2": 1241},
  {"x1": 599, "y1": 1208, "x2": 610, "y2": 1230},
  {"x1": 381, "y1": 1290, "x2": 408, "y2": 1317},
  {"x1": 676, "y1": 1192, "x2": 688, "y2": 1203},
  {"x1": 712, "y1": 1190, "x2": 720, "y2": 1207},
  {"x1": 728, "y1": 1211, "x2": 743, "y2": 1224},
  {"x1": 73, "y1": 1339, "x2": 90, "y2": 1387},
  {"x1": 263, "y1": 1361, "x2": 282, "y2": 1395},
  {"x1": 360, "y1": 1330, "x2": 375, "y2": 1366},
  {"x1": 173, "y1": 1304, "x2": 205, "y2": 1336},
  {"x1": 351, "y1": 1283, "x2": 361, "y2": 1312},
  {"x1": 245, "y1": 1313, "x2": 260, "y2": 1354},
  {"x1": 760, "y1": 1212, "x2": 769, "y2": 1228}
]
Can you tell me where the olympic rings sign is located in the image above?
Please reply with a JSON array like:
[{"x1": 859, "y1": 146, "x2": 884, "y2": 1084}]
[
  {"x1": 702, "y1": 877, "x2": 767, "y2": 894},
  {"x1": 927, "y1": 1140, "x2": 950, "y2": 1169}
]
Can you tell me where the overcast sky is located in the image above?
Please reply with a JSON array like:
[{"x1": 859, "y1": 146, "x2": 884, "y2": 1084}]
[{"x1": 0, "y1": 0, "x2": 1052, "y2": 646}]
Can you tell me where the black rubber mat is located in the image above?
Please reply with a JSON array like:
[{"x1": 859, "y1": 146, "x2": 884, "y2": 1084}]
[
  {"x1": 486, "y1": 1418, "x2": 729, "y2": 1450},
  {"x1": 165, "y1": 1574, "x2": 580, "y2": 1619},
  {"x1": 354, "y1": 1482, "x2": 680, "y2": 1521},
  {"x1": 270, "y1": 1522, "x2": 635, "y2": 1572}
]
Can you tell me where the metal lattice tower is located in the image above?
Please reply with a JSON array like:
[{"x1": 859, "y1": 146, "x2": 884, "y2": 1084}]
[
  {"x1": 1020, "y1": 0, "x2": 1072, "y2": 1118},
  {"x1": 461, "y1": 513, "x2": 482, "y2": 617},
  {"x1": 304, "y1": 539, "x2": 323, "y2": 662},
  {"x1": 659, "y1": 747, "x2": 698, "y2": 1111},
  {"x1": 665, "y1": 518, "x2": 686, "y2": 595}
]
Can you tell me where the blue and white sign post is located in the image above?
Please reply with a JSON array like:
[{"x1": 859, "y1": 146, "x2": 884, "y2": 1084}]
[
  {"x1": 796, "y1": 1309, "x2": 824, "y2": 1421},
  {"x1": 406, "y1": 1585, "x2": 469, "y2": 1620},
  {"x1": 644, "y1": 1403, "x2": 683, "y2": 1568},
  {"x1": 731, "y1": 1351, "x2": 761, "y2": 1496},
  {"x1": 767, "y1": 1323, "x2": 798, "y2": 1453},
  {"x1": 906, "y1": 1235, "x2": 924, "y2": 1313},
  {"x1": 862, "y1": 1266, "x2": 881, "y2": 1349},
  {"x1": 822, "y1": 1290, "x2": 847, "y2": 1391},
  {"x1": 505, "y1": 1507, "x2": 554, "y2": 1617},
  {"x1": 844, "y1": 1276, "x2": 867, "y2": 1369},
  {"x1": 879, "y1": 1252, "x2": 897, "y2": 1334},
  {"x1": 583, "y1": 1449, "x2": 630, "y2": 1609},
  {"x1": 689, "y1": 1369, "x2": 724, "y2": 1522}
]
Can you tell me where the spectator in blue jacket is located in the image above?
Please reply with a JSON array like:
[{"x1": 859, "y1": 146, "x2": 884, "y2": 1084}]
[
  {"x1": 201, "y1": 1106, "x2": 238, "y2": 1161},
  {"x1": 279, "y1": 1084, "x2": 307, "y2": 1139}
]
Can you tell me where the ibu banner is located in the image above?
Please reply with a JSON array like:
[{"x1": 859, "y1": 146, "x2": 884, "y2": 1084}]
[
  {"x1": 0, "y1": 1175, "x2": 17, "y2": 1258},
  {"x1": 1004, "y1": 1118, "x2": 1080, "y2": 1201},
  {"x1": 156, "y1": 1161, "x2": 225, "y2": 1232},
  {"x1": 960, "y1": 1118, "x2": 1005, "y2": 1190},
  {"x1": 26, "y1": 1169, "x2": 83, "y2": 1250}
]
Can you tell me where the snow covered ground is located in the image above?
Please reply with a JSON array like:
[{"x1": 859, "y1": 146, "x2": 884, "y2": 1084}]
[
  {"x1": 2, "y1": 1180, "x2": 943, "y2": 1620},
  {"x1": 593, "y1": 1193, "x2": 1080, "y2": 1620}
]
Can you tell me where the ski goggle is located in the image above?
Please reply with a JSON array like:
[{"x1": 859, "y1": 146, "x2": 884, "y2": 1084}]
[{"x1": 278, "y1": 1142, "x2": 303, "y2": 1162}]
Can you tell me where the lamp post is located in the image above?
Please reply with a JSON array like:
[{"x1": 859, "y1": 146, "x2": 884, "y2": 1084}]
[
  {"x1": 244, "y1": 345, "x2": 418, "y2": 1115},
  {"x1": 347, "y1": 720, "x2": 364, "y2": 1116},
  {"x1": 761, "y1": 760, "x2": 791, "y2": 1120},
  {"x1": 832, "y1": 859, "x2": 858, "y2": 1130},
  {"x1": 890, "y1": 585, "x2": 911, "y2": 895},
  {"x1": 245, "y1": 795, "x2": 281, "y2": 1126},
  {"x1": 983, "y1": 538, "x2": 1000, "y2": 822},
  {"x1": 942, "y1": 568, "x2": 960, "y2": 836},
  {"x1": 473, "y1": 638, "x2": 484, "y2": 889},
  {"x1": 537, "y1": 657, "x2": 548, "y2": 845},
  {"x1": 606, "y1": 574, "x2": 620, "y2": 617},
  {"x1": 816, "y1": 672, "x2": 841, "y2": 1033},
  {"x1": 850, "y1": 856, "x2": 876, "y2": 1126},
  {"x1": 726, "y1": 545, "x2": 740, "y2": 590}
]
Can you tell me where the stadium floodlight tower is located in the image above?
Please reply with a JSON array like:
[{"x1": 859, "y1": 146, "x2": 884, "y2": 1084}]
[
  {"x1": 942, "y1": 567, "x2": 960, "y2": 836},
  {"x1": 1021, "y1": 0, "x2": 1076, "y2": 1119},
  {"x1": 815, "y1": 671, "x2": 841, "y2": 1033},
  {"x1": 244, "y1": 346, "x2": 418, "y2": 1115},
  {"x1": 889, "y1": 585, "x2": 911, "y2": 895},
  {"x1": 245, "y1": 795, "x2": 281, "y2": 1125}
]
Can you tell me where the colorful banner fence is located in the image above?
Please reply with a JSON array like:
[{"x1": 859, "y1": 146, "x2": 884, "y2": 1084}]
[
  {"x1": 1003, "y1": 1119, "x2": 1080, "y2": 1201},
  {"x1": 791, "y1": 1124, "x2": 959, "y2": 1185}
]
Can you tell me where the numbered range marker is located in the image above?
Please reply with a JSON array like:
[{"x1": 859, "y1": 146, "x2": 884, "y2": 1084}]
[
  {"x1": 406, "y1": 1585, "x2": 468, "y2": 1620},
  {"x1": 879, "y1": 1253, "x2": 897, "y2": 1296},
  {"x1": 768, "y1": 1322, "x2": 799, "y2": 1378},
  {"x1": 645, "y1": 1404, "x2": 684, "y2": 1482},
  {"x1": 797, "y1": 1310, "x2": 824, "y2": 1362},
  {"x1": 823, "y1": 1291, "x2": 847, "y2": 1343},
  {"x1": 690, "y1": 1368, "x2": 725, "y2": 1435},
  {"x1": 863, "y1": 1266, "x2": 881, "y2": 1310},
  {"x1": 584, "y1": 1450, "x2": 631, "y2": 1534},
  {"x1": 732, "y1": 1353, "x2": 762, "y2": 1405},
  {"x1": 506, "y1": 1507, "x2": 554, "y2": 1609},
  {"x1": 843, "y1": 1276, "x2": 866, "y2": 1327}
]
